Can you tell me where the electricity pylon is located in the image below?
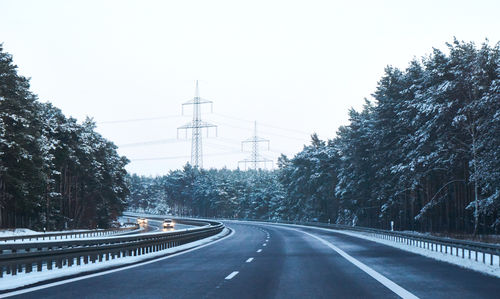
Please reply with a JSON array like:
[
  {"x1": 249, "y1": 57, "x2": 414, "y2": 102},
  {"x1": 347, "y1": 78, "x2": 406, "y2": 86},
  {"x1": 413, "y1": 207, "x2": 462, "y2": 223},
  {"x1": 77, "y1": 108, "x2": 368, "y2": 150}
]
[
  {"x1": 238, "y1": 121, "x2": 273, "y2": 170},
  {"x1": 177, "y1": 81, "x2": 217, "y2": 168}
]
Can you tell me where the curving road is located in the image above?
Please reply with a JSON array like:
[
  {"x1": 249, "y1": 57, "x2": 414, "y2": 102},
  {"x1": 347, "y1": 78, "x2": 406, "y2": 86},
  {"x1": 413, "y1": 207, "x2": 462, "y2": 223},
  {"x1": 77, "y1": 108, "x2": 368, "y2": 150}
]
[
  {"x1": 119, "y1": 216, "x2": 193, "y2": 234},
  {"x1": 8, "y1": 222, "x2": 500, "y2": 298}
]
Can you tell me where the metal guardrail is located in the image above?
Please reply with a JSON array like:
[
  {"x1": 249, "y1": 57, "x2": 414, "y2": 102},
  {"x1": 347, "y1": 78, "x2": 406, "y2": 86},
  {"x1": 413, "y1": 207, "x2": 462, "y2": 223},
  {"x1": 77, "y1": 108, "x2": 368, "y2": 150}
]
[
  {"x1": 0, "y1": 225, "x2": 140, "y2": 243},
  {"x1": 247, "y1": 219, "x2": 500, "y2": 267},
  {"x1": 0, "y1": 219, "x2": 224, "y2": 278}
]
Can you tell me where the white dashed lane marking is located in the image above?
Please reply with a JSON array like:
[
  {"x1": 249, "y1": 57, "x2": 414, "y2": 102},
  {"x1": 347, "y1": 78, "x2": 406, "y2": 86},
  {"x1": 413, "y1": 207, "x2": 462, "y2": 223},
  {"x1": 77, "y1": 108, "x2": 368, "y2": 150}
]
[
  {"x1": 246, "y1": 258, "x2": 254, "y2": 263},
  {"x1": 257, "y1": 249, "x2": 262, "y2": 253},
  {"x1": 225, "y1": 271, "x2": 239, "y2": 280}
]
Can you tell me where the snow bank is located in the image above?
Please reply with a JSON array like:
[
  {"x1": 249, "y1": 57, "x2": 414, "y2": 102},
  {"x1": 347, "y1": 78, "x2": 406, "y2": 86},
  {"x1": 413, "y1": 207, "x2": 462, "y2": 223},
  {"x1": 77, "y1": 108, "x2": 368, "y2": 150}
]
[{"x1": 0, "y1": 229, "x2": 38, "y2": 237}]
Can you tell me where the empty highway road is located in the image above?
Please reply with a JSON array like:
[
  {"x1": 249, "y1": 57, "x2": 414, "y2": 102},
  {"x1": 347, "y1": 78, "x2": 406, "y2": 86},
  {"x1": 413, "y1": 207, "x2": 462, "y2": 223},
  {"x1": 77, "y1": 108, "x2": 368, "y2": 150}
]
[{"x1": 7, "y1": 221, "x2": 500, "y2": 298}]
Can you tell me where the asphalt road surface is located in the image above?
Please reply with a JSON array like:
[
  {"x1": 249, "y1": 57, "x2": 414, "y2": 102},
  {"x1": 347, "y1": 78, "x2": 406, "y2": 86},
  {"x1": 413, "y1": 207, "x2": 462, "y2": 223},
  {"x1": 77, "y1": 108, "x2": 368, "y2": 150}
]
[
  {"x1": 119, "y1": 217, "x2": 193, "y2": 234},
  {"x1": 9, "y1": 222, "x2": 500, "y2": 298}
]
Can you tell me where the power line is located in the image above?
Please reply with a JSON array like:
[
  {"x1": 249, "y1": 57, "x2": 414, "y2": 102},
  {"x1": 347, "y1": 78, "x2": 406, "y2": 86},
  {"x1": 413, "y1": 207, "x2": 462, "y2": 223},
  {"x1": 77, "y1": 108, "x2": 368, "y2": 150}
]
[
  {"x1": 204, "y1": 141, "x2": 242, "y2": 152},
  {"x1": 97, "y1": 114, "x2": 183, "y2": 124},
  {"x1": 213, "y1": 112, "x2": 310, "y2": 135},
  {"x1": 118, "y1": 138, "x2": 186, "y2": 148},
  {"x1": 208, "y1": 137, "x2": 296, "y2": 156},
  {"x1": 213, "y1": 120, "x2": 306, "y2": 141},
  {"x1": 129, "y1": 150, "x2": 241, "y2": 162}
]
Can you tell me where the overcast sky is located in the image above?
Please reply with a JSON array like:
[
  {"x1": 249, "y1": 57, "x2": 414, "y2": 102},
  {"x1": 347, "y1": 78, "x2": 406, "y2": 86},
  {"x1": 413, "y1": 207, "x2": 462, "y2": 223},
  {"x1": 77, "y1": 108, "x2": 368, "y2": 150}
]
[{"x1": 1, "y1": 0, "x2": 499, "y2": 175}]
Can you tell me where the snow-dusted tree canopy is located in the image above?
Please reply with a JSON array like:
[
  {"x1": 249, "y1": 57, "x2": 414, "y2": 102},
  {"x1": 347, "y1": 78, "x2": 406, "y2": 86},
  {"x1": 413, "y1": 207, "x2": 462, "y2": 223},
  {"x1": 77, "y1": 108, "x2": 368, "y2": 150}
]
[
  {"x1": 0, "y1": 45, "x2": 129, "y2": 230},
  {"x1": 127, "y1": 165, "x2": 285, "y2": 220},
  {"x1": 128, "y1": 39, "x2": 500, "y2": 234}
]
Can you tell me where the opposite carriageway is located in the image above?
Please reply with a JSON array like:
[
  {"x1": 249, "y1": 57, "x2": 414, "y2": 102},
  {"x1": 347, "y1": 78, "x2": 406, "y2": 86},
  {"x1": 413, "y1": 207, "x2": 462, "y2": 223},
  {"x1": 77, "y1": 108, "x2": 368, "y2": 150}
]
[{"x1": 0, "y1": 218, "x2": 224, "y2": 279}]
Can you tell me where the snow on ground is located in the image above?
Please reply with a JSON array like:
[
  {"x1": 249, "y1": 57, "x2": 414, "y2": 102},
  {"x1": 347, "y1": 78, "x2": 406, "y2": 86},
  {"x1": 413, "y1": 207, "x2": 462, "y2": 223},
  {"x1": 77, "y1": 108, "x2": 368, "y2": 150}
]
[
  {"x1": 0, "y1": 229, "x2": 144, "y2": 244},
  {"x1": 1, "y1": 216, "x2": 141, "y2": 241},
  {"x1": 269, "y1": 222, "x2": 500, "y2": 278},
  {"x1": 0, "y1": 228, "x2": 230, "y2": 292},
  {"x1": 0, "y1": 229, "x2": 38, "y2": 237},
  {"x1": 332, "y1": 229, "x2": 500, "y2": 278}
]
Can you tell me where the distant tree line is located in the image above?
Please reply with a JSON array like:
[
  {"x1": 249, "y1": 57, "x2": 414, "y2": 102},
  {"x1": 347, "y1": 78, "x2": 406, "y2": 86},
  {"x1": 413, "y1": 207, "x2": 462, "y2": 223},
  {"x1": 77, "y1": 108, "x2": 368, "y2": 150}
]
[
  {"x1": 0, "y1": 44, "x2": 129, "y2": 230},
  {"x1": 127, "y1": 165, "x2": 284, "y2": 220},
  {"x1": 128, "y1": 39, "x2": 499, "y2": 234}
]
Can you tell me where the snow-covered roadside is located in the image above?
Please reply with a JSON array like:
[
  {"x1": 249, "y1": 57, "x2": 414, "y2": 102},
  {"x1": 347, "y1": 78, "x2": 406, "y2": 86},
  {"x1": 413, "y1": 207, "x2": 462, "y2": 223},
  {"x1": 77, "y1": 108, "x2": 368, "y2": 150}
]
[
  {"x1": 0, "y1": 226, "x2": 145, "y2": 244},
  {"x1": 330, "y1": 229, "x2": 500, "y2": 278},
  {"x1": 0, "y1": 228, "x2": 115, "y2": 237},
  {"x1": 0, "y1": 225, "x2": 142, "y2": 243},
  {"x1": 0, "y1": 228, "x2": 231, "y2": 293},
  {"x1": 259, "y1": 222, "x2": 500, "y2": 278},
  {"x1": 0, "y1": 229, "x2": 38, "y2": 237}
]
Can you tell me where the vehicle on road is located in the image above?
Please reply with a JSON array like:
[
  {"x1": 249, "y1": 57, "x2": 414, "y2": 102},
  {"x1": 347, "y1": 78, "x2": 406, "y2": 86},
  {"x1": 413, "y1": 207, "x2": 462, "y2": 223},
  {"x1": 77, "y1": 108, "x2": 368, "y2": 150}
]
[
  {"x1": 137, "y1": 217, "x2": 148, "y2": 225},
  {"x1": 163, "y1": 219, "x2": 175, "y2": 228}
]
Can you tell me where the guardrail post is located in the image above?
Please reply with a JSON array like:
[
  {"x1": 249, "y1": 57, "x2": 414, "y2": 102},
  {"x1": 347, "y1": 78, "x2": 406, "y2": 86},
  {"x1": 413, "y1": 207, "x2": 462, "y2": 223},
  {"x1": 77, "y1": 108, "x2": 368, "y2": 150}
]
[{"x1": 47, "y1": 259, "x2": 53, "y2": 270}]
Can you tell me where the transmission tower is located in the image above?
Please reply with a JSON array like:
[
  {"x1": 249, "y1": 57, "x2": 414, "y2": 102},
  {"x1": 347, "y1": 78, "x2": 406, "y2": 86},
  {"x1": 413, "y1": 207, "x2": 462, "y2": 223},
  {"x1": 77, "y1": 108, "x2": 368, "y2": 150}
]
[
  {"x1": 238, "y1": 121, "x2": 273, "y2": 170},
  {"x1": 177, "y1": 81, "x2": 217, "y2": 168}
]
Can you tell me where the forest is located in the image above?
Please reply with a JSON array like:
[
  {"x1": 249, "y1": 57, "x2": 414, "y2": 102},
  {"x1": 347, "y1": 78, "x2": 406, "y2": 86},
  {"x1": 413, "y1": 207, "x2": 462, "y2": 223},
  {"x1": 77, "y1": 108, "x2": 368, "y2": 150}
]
[
  {"x1": 127, "y1": 39, "x2": 500, "y2": 234},
  {"x1": 0, "y1": 44, "x2": 129, "y2": 230}
]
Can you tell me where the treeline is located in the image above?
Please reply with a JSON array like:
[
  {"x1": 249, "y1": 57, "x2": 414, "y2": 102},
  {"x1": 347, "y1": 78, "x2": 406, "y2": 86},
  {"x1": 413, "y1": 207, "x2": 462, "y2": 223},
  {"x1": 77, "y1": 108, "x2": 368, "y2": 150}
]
[
  {"x1": 0, "y1": 44, "x2": 129, "y2": 230},
  {"x1": 128, "y1": 39, "x2": 500, "y2": 234},
  {"x1": 127, "y1": 165, "x2": 284, "y2": 219}
]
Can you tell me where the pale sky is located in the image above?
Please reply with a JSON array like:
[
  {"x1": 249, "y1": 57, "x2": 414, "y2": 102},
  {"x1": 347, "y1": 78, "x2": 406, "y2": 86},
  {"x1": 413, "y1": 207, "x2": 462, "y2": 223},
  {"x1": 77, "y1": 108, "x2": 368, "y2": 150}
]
[{"x1": 1, "y1": 0, "x2": 499, "y2": 175}]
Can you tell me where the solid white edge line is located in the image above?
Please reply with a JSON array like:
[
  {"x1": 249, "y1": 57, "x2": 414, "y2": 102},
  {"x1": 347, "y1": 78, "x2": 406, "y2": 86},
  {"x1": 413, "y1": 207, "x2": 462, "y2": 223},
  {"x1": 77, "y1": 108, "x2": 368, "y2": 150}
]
[
  {"x1": 225, "y1": 271, "x2": 239, "y2": 280},
  {"x1": 246, "y1": 258, "x2": 254, "y2": 263},
  {"x1": 229, "y1": 219, "x2": 418, "y2": 298},
  {"x1": 1, "y1": 228, "x2": 235, "y2": 298},
  {"x1": 283, "y1": 226, "x2": 419, "y2": 299}
]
